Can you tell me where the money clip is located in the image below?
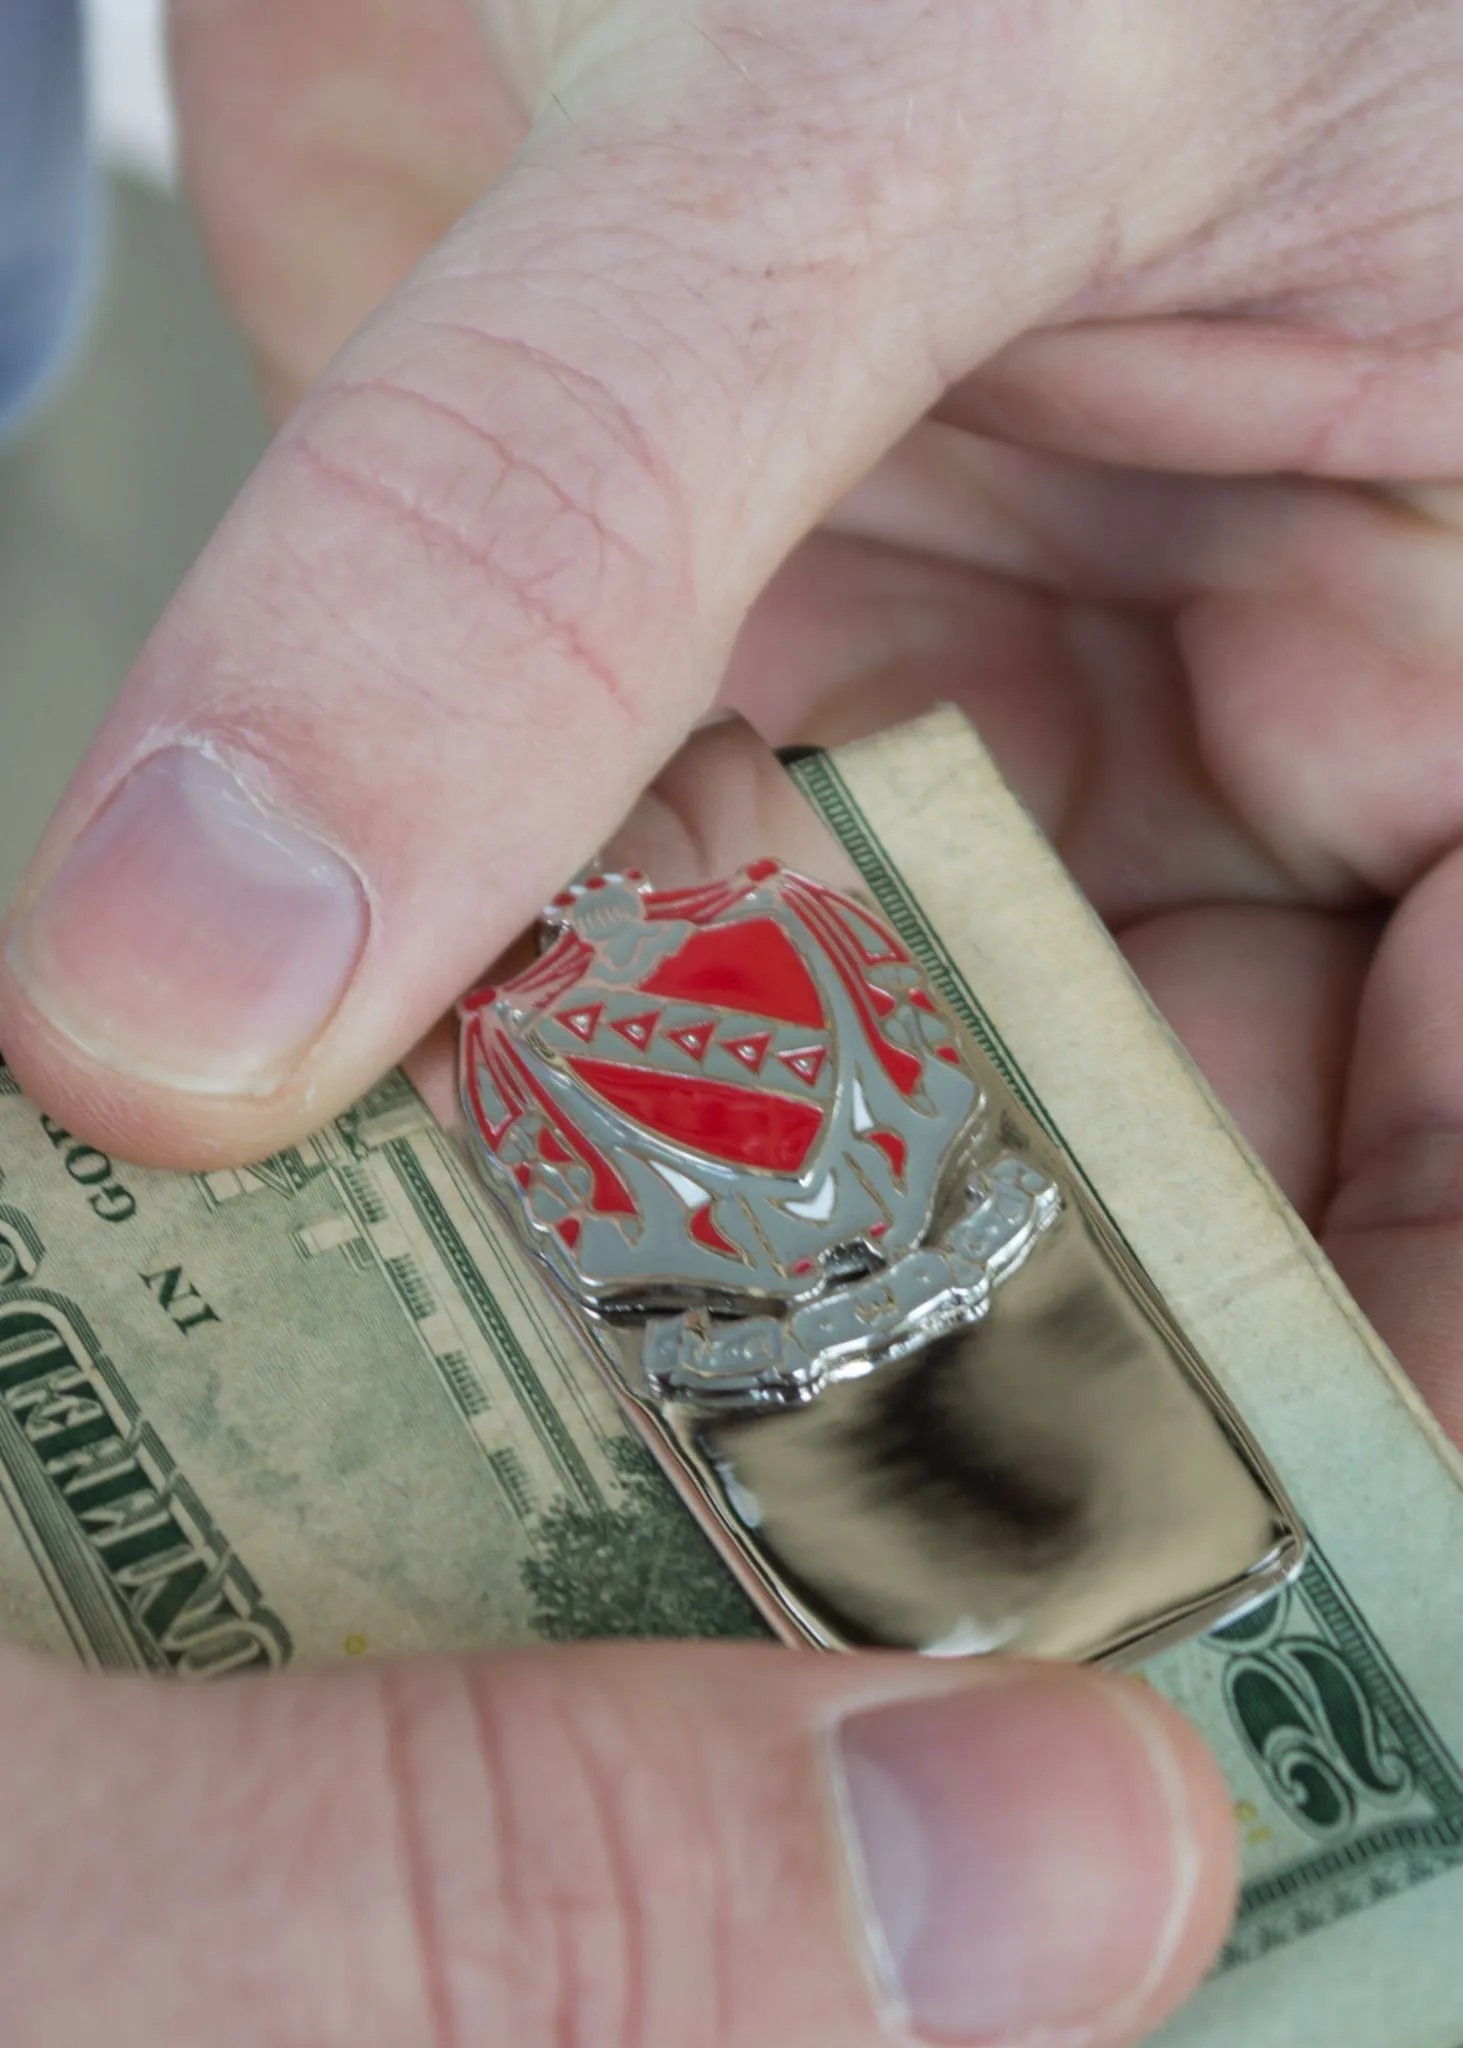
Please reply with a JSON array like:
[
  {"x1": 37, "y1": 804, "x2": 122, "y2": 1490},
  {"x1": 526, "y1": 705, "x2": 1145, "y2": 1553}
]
[{"x1": 459, "y1": 850, "x2": 1304, "y2": 1666}]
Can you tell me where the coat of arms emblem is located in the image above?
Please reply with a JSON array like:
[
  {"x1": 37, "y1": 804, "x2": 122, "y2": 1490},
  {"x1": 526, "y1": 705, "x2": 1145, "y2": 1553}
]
[{"x1": 460, "y1": 862, "x2": 1059, "y2": 1407}]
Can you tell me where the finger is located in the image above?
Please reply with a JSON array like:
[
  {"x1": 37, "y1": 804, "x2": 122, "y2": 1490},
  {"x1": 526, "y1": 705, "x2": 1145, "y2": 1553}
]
[
  {"x1": 1118, "y1": 905, "x2": 1379, "y2": 1224},
  {"x1": 720, "y1": 527, "x2": 1096, "y2": 834},
  {"x1": 819, "y1": 425, "x2": 1463, "y2": 905},
  {"x1": 1327, "y1": 848, "x2": 1463, "y2": 1446},
  {"x1": 940, "y1": 321, "x2": 1463, "y2": 481},
  {"x1": 0, "y1": 1638, "x2": 1235, "y2": 2047},
  {"x1": 170, "y1": 0, "x2": 524, "y2": 419},
  {"x1": 0, "y1": 1, "x2": 1245, "y2": 1168},
  {"x1": 720, "y1": 516, "x2": 1296, "y2": 926}
]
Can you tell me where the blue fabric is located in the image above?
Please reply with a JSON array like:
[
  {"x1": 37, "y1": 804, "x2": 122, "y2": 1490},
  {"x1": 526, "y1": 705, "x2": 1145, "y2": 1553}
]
[{"x1": 0, "y1": 0, "x2": 90, "y2": 440}]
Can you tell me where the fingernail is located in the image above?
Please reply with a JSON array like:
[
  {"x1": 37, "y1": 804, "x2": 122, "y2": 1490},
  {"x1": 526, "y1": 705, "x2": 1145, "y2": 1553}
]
[
  {"x1": 6, "y1": 747, "x2": 368, "y2": 1094},
  {"x1": 831, "y1": 1677, "x2": 1196, "y2": 2044}
]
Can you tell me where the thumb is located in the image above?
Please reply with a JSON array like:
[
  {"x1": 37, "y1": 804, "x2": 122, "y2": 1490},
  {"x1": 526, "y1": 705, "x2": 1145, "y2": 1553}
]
[
  {"x1": 0, "y1": 1640, "x2": 1236, "y2": 2045},
  {"x1": 0, "y1": 1, "x2": 1210, "y2": 1164}
]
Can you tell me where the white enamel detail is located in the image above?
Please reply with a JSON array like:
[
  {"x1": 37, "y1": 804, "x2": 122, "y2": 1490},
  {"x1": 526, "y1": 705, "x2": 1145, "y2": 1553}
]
[
  {"x1": 920, "y1": 1615, "x2": 1021, "y2": 1657},
  {"x1": 649, "y1": 1159, "x2": 710, "y2": 1209},
  {"x1": 850, "y1": 1076, "x2": 874, "y2": 1133},
  {"x1": 784, "y1": 1173, "x2": 838, "y2": 1222}
]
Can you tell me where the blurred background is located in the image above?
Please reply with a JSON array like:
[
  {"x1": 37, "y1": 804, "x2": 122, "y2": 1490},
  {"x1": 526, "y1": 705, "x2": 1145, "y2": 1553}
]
[{"x1": 0, "y1": 0, "x2": 265, "y2": 900}]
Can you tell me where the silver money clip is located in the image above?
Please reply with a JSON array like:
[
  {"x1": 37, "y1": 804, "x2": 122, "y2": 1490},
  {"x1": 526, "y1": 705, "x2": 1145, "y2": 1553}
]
[{"x1": 459, "y1": 763, "x2": 1305, "y2": 1666}]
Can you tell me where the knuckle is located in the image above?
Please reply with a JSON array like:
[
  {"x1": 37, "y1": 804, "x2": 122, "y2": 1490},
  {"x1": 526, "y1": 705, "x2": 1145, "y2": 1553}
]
[
  {"x1": 381, "y1": 1660, "x2": 729, "y2": 2048},
  {"x1": 280, "y1": 324, "x2": 695, "y2": 732}
]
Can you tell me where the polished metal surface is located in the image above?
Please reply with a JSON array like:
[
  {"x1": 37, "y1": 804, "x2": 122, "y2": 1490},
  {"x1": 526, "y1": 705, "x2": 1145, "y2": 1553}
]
[
  {"x1": 460, "y1": 795, "x2": 1304, "y2": 1665},
  {"x1": 643, "y1": 1168, "x2": 1303, "y2": 1663}
]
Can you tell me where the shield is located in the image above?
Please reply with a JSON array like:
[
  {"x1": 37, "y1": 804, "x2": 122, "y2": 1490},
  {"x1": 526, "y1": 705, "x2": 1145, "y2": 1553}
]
[{"x1": 460, "y1": 862, "x2": 984, "y2": 1312}]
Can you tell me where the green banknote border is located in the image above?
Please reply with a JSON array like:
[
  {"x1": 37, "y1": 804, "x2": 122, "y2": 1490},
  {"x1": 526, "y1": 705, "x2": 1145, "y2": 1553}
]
[
  {"x1": 383, "y1": 1134, "x2": 609, "y2": 1511},
  {"x1": 786, "y1": 747, "x2": 1463, "y2": 1966}
]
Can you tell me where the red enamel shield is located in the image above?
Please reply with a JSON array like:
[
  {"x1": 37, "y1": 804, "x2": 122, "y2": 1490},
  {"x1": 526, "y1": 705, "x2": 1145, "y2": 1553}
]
[{"x1": 461, "y1": 862, "x2": 980, "y2": 1306}]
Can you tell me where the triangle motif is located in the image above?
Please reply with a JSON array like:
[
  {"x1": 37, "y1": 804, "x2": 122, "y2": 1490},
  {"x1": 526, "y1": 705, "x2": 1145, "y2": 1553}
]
[
  {"x1": 555, "y1": 1003, "x2": 602, "y2": 1043},
  {"x1": 776, "y1": 1043, "x2": 828, "y2": 1087},
  {"x1": 722, "y1": 1031, "x2": 772, "y2": 1074},
  {"x1": 666, "y1": 1019, "x2": 715, "y2": 1062},
  {"x1": 610, "y1": 1010, "x2": 659, "y2": 1051}
]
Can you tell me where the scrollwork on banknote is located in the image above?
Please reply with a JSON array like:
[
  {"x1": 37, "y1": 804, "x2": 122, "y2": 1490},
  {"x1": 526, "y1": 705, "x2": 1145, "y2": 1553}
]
[{"x1": 1196, "y1": 1555, "x2": 1463, "y2": 1969}]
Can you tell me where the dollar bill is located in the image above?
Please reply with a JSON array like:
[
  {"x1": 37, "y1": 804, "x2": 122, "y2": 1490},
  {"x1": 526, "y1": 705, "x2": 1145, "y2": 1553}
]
[{"x1": 0, "y1": 707, "x2": 1460, "y2": 2045}]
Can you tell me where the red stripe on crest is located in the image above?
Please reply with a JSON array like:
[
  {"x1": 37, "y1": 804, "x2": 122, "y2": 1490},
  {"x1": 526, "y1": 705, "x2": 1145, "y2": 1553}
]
[
  {"x1": 641, "y1": 878, "x2": 755, "y2": 925},
  {"x1": 688, "y1": 1203, "x2": 742, "y2": 1259},
  {"x1": 566, "y1": 1056, "x2": 823, "y2": 1174},
  {"x1": 864, "y1": 1129, "x2": 908, "y2": 1182},
  {"x1": 838, "y1": 902, "x2": 907, "y2": 966},
  {"x1": 507, "y1": 933, "x2": 594, "y2": 1007},
  {"x1": 462, "y1": 1013, "x2": 524, "y2": 1151}
]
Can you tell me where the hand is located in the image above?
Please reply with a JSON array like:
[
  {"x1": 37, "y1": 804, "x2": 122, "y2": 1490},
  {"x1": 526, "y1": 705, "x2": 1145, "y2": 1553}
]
[
  {"x1": 0, "y1": 1637, "x2": 1234, "y2": 2046},
  {"x1": 3, "y1": 3, "x2": 1463, "y2": 2041}
]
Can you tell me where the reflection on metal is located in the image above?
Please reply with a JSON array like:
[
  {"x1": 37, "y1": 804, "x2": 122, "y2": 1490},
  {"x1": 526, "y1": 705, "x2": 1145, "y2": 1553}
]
[{"x1": 461, "y1": 855, "x2": 1304, "y2": 1665}]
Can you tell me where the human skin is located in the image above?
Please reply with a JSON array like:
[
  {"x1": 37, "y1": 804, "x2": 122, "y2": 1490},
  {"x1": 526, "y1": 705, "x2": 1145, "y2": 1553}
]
[{"x1": 2, "y1": 2, "x2": 1463, "y2": 2040}]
